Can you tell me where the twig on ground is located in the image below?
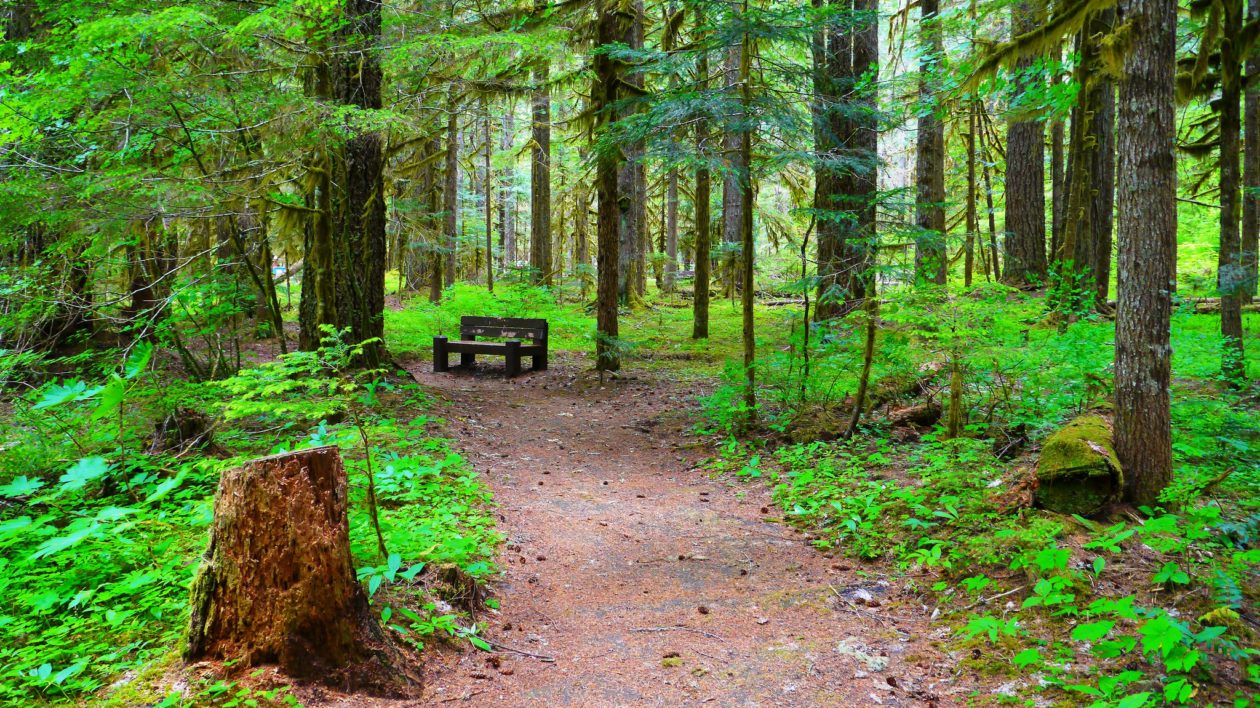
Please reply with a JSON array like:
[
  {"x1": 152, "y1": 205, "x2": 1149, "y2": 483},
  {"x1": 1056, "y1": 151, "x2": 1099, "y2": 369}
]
[
  {"x1": 486, "y1": 639, "x2": 556, "y2": 662},
  {"x1": 439, "y1": 689, "x2": 488, "y2": 703},
  {"x1": 962, "y1": 585, "x2": 1026, "y2": 611},
  {"x1": 631, "y1": 625, "x2": 726, "y2": 641}
]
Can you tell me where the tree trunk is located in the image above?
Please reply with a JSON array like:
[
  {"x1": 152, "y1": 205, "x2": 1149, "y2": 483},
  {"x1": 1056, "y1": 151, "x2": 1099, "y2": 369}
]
[
  {"x1": 693, "y1": 13, "x2": 712, "y2": 339},
  {"x1": 300, "y1": 124, "x2": 337, "y2": 348},
  {"x1": 530, "y1": 32, "x2": 552, "y2": 285},
  {"x1": 851, "y1": 0, "x2": 879, "y2": 302},
  {"x1": 1089, "y1": 49, "x2": 1116, "y2": 307},
  {"x1": 914, "y1": 0, "x2": 946, "y2": 286},
  {"x1": 500, "y1": 105, "x2": 516, "y2": 266},
  {"x1": 1061, "y1": 15, "x2": 1115, "y2": 290},
  {"x1": 1219, "y1": 0, "x2": 1246, "y2": 383},
  {"x1": 1114, "y1": 0, "x2": 1175, "y2": 506},
  {"x1": 575, "y1": 176, "x2": 591, "y2": 297},
  {"x1": 722, "y1": 43, "x2": 744, "y2": 297},
  {"x1": 428, "y1": 137, "x2": 444, "y2": 303},
  {"x1": 402, "y1": 144, "x2": 428, "y2": 293},
  {"x1": 1050, "y1": 47, "x2": 1066, "y2": 262},
  {"x1": 1003, "y1": 2, "x2": 1048, "y2": 288},
  {"x1": 813, "y1": 0, "x2": 877, "y2": 315},
  {"x1": 616, "y1": 0, "x2": 646, "y2": 306},
  {"x1": 966, "y1": 107, "x2": 978, "y2": 287},
  {"x1": 812, "y1": 0, "x2": 848, "y2": 315},
  {"x1": 185, "y1": 447, "x2": 411, "y2": 695},
  {"x1": 595, "y1": 0, "x2": 624, "y2": 371},
  {"x1": 739, "y1": 10, "x2": 756, "y2": 427},
  {"x1": 1244, "y1": 0, "x2": 1260, "y2": 303},
  {"x1": 444, "y1": 90, "x2": 459, "y2": 290},
  {"x1": 665, "y1": 168, "x2": 679, "y2": 292},
  {"x1": 329, "y1": 0, "x2": 387, "y2": 367},
  {"x1": 979, "y1": 118, "x2": 1002, "y2": 281}
]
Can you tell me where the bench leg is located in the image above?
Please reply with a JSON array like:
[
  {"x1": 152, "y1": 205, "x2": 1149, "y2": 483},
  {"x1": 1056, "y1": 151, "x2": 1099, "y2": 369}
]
[
  {"x1": 533, "y1": 349, "x2": 548, "y2": 371},
  {"x1": 505, "y1": 340, "x2": 522, "y2": 377},
  {"x1": 460, "y1": 351, "x2": 475, "y2": 368},
  {"x1": 433, "y1": 336, "x2": 449, "y2": 373}
]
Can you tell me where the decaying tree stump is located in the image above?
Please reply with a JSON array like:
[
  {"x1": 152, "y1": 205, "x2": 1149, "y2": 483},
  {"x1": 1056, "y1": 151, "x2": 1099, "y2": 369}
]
[
  {"x1": 185, "y1": 446, "x2": 413, "y2": 695},
  {"x1": 1035, "y1": 415, "x2": 1123, "y2": 517}
]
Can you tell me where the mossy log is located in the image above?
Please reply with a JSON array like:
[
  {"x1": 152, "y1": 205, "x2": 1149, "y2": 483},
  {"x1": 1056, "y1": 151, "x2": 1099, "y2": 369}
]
[
  {"x1": 1035, "y1": 415, "x2": 1123, "y2": 517},
  {"x1": 185, "y1": 446, "x2": 412, "y2": 695}
]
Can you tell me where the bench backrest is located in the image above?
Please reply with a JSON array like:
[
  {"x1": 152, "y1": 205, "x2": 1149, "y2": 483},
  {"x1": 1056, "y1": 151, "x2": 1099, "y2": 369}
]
[{"x1": 460, "y1": 316, "x2": 548, "y2": 343}]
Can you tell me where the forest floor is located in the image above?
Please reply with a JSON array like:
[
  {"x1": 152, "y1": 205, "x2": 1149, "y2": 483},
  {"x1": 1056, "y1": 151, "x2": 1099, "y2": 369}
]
[{"x1": 335, "y1": 353, "x2": 983, "y2": 707}]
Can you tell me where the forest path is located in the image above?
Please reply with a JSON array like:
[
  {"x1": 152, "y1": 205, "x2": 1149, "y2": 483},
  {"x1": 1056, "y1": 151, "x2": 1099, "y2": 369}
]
[{"x1": 403, "y1": 354, "x2": 960, "y2": 707}]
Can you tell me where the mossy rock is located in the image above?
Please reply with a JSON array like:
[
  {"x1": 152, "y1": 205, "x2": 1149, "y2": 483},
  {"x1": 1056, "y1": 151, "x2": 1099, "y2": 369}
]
[{"x1": 1034, "y1": 415, "x2": 1122, "y2": 517}]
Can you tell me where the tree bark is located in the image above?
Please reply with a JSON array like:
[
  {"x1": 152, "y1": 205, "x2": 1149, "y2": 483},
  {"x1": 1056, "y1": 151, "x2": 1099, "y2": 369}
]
[
  {"x1": 1219, "y1": 0, "x2": 1246, "y2": 383},
  {"x1": 966, "y1": 107, "x2": 979, "y2": 287},
  {"x1": 693, "y1": 12, "x2": 712, "y2": 339},
  {"x1": 428, "y1": 137, "x2": 444, "y2": 303},
  {"x1": 325, "y1": 0, "x2": 388, "y2": 367},
  {"x1": 185, "y1": 447, "x2": 411, "y2": 695},
  {"x1": 978, "y1": 114, "x2": 1002, "y2": 281},
  {"x1": 722, "y1": 43, "x2": 744, "y2": 297},
  {"x1": 1003, "y1": 1, "x2": 1048, "y2": 288},
  {"x1": 500, "y1": 104, "x2": 516, "y2": 266},
  {"x1": 1050, "y1": 46, "x2": 1066, "y2": 262},
  {"x1": 1059, "y1": 13, "x2": 1114, "y2": 313},
  {"x1": 665, "y1": 168, "x2": 679, "y2": 291},
  {"x1": 530, "y1": 29, "x2": 552, "y2": 285},
  {"x1": 1089, "y1": 54, "x2": 1116, "y2": 307},
  {"x1": 1244, "y1": 0, "x2": 1260, "y2": 303},
  {"x1": 914, "y1": 0, "x2": 947, "y2": 286},
  {"x1": 739, "y1": 8, "x2": 756, "y2": 426},
  {"x1": 443, "y1": 90, "x2": 460, "y2": 290},
  {"x1": 617, "y1": 0, "x2": 647, "y2": 306},
  {"x1": 575, "y1": 175, "x2": 591, "y2": 297},
  {"x1": 1114, "y1": 0, "x2": 1175, "y2": 506},
  {"x1": 595, "y1": 0, "x2": 625, "y2": 371},
  {"x1": 813, "y1": 0, "x2": 877, "y2": 315},
  {"x1": 484, "y1": 100, "x2": 495, "y2": 292}
]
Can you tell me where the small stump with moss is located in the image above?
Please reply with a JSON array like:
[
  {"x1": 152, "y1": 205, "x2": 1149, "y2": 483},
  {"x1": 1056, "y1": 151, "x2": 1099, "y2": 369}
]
[
  {"x1": 1034, "y1": 415, "x2": 1123, "y2": 517},
  {"x1": 185, "y1": 446, "x2": 412, "y2": 695}
]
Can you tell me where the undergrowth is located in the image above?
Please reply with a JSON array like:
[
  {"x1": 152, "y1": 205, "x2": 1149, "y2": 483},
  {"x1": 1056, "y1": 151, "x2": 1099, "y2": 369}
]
[
  {"x1": 0, "y1": 332, "x2": 498, "y2": 705},
  {"x1": 701, "y1": 286, "x2": 1260, "y2": 706}
]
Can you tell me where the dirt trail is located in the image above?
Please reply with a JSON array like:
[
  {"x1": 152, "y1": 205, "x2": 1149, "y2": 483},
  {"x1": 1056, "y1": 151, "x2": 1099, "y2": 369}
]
[{"x1": 404, "y1": 355, "x2": 967, "y2": 707}]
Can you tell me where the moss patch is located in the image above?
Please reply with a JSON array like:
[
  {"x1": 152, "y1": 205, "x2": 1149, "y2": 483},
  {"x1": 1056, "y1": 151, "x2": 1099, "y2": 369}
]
[{"x1": 1034, "y1": 415, "x2": 1122, "y2": 517}]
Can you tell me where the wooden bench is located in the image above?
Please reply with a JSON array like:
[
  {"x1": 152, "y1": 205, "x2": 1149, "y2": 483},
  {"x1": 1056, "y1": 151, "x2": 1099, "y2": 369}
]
[{"x1": 433, "y1": 316, "x2": 548, "y2": 377}]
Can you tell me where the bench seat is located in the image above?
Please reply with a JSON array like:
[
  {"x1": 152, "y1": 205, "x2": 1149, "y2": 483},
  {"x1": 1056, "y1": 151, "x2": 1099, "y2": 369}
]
[
  {"x1": 441, "y1": 340, "x2": 545, "y2": 355},
  {"x1": 434, "y1": 316, "x2": 548, "y2": 377}
]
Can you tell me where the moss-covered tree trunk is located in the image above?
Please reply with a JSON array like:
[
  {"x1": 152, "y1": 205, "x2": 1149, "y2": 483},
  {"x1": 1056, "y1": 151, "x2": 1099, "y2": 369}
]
[
  {"x1": 693, "y1": 9, "x2": 712, "y2": 339},
  {"x1": 185, "y1": 447, "x2": 410, "y2": 694}
]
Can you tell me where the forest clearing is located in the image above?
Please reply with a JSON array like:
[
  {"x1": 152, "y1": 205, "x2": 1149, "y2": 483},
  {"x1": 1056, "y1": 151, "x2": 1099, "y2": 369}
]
[{"x1": 2, "y1": 0, "x2": 1260, "y2": 705}]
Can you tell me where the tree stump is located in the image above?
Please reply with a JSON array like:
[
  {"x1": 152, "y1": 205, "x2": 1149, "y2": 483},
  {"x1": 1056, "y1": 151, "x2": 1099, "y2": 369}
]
[
  {"x1": 185, "y1": 446, "x2": 413, "y2": 695},
  {"x1": 1035, "y1": 415, "x2": 1123, "y2": 517}
]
